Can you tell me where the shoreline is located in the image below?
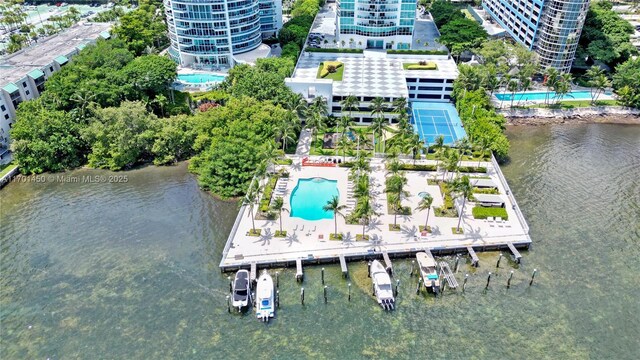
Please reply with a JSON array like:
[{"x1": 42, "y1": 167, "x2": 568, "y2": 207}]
[{"x1": 506, "y1": 113, "x2": 640, "y2": 126}]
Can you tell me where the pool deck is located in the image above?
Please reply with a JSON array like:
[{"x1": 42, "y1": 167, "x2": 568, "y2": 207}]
[{"x1": 219, "y1": 155, "x2": 531, "y2": 271}]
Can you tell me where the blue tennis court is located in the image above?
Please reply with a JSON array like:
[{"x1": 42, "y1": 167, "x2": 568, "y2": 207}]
[{"x1": 411, "y1": 102, "x2": 466, "y2": 146}]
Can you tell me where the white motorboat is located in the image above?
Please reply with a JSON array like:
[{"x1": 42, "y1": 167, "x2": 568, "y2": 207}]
[
  {"x1": 232, "y1": 270, "x2": 251, "y2": 311},
  {"x1": 255, "y1": 271, "x2": 275, "y2": 321},
  {"x1": 370, "y1": 260, "x2": 395, "y2": 310},
  {"x1": 416, "y1": 252, "x2": 440, "y2": 294}
]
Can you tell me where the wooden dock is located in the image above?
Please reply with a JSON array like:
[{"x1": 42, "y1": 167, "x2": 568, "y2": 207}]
[
  {"x1": 466, "y1": 246, "x2": 479, "y2": 267},
  {"x1": 339, "y1": 255, "x2": 348, "y2": 277},
  {"x1": 438, "y1": 262, "x2": 459, "y2": 289},
  {"x1": 295, "y1": 258, "x2": 304, "y2": 282},
  {"x1": 382, "y1": 251, "x2": 393, "y2": 275},
  {"x1": 250, "y1": 262, "x2": 257, "y2": 283},
  {"x1": 507, "y1": 242, "x2": 522, "y2": 263}
]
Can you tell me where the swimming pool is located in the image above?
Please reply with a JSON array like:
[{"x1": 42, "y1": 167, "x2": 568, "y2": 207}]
[
  {"x1": 176, "y1": 73, "x2": 226, "y2": 84},
  {"x1": 494, "y1": 90, "x2": 606, "y2": 102},
  {"x1": 290, "y1": 178, "x2": 339, "y2": 221},
  {"x1": 411, "y1": 102, "x2": 467, "y2": 146}
]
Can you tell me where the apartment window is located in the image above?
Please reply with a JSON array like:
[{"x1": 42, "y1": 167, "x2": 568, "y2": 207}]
[
  {"x1": 50, "y1": 66, "x2": 54, "y2": 72},
  {"x1": 4, "y1": 114, "x2": 8, "y2": 120},
  {"x1": 25, "y1": 90, "x2": 30, "y2": 96},
  {"x1": 23, "y1": 82, "x2": 27, "y2": 88},
  {"x1": 1, "y1": 105, "x2": 5, "y2": 111}
]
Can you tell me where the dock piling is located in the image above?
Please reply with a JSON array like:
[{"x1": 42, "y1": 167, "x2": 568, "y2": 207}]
[
  {"x1": 530, "y1": 269, "x2": 537, "y2": 286},
  {"x1": 394, "y1": 279, "x2": 399, "y2": 297},
  {"x1": 367, "y1": 261, "x2": 372, "y2": 277},
  {"x1": 416, "y1": 278, "x2": 422, "y2": 295},
  {"x1": 295, "y1": 258, "x2": 303, "y2": 282},
  {"x1": 410, "y1": 260, "x2": 415, "y2": 276},
  {"x1": 301, "y1": 287, "x2": 305, "y2": 305},
  {"x1": 454, "y1": 255, "x2": 460, "y2": 273},
  {"x1": 339, "y1": 255, "x2": 348, "y2": 278},
  {"x1": 228, "y1": 276, "x2": 232, "y2": 293},
  {"x1": 276, "y1": 290, "x2": 280, "y2": 308},
  {"x1": 276, "y1": 272, "x2": 279, "y2": 289},
  {"x1": 507, "y1": 270, "x2": 514, "y2": 288},
  {"x1": 226, "y1": 295, "x2": 230, "y2": 313},
  {"x1": 463, "y1": 274, "x2": 468, "y2": 292},
  {"x1": 321, "y1": 267, "x2": 325, "y2": 285},
  {"x1": 348, "y1": 283, "x2": 351, "y2": 301},
  {"x1": 496, "y1": 253, "x2": 502, "y2": 268},
  {"x1": 324, "y1": 286, "x2": 328, "y2": 303},
  {"x1": 486, "y1": 272, "x2": 492, "y2": 289}
]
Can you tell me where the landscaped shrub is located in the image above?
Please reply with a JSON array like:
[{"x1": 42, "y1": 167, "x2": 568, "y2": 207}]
[
  {"x1": 398, "y1": 164, "x2": 437, "y2": 171},
  {"x1": 407, "y1": 63, "x2": 438, "y2": 70},
  {"x1": 459, "y1": 166, "x2": 487, "y2": 173},
  {"x1": 472, "y1": 206, "x2": 508, "y2": 220},
  {"x1": 259, "y1": 175, "x2": 279, "y2": 213},
  {"x1": 388, "y1": 49, "x2": 449, "y2": 55},
  {"x1": 317, "y1": 61, "x2": 343, "y2": 79},
  {"x1": 306, "y1": 48, "x2": 364, "y2": 53}
]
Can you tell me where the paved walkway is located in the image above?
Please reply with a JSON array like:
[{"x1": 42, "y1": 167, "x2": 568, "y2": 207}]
[{"x1": 295, "y1": 129, "x2": 312, "y2": 155}]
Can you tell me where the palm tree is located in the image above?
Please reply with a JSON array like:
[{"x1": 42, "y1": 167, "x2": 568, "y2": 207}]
[
  {"x1": 276, "y1": 113, "x2": 299, "y2": 151},
  {"x1": 304, "y1": 109, "x2": 326, "y2": 139},
  {"x1": 337, "y1": 135, "x2": 351, "y2": 161},
  {"x1": 355, "y1": 196, "x2": 376, "y2": 239},
  {"x1": 456, "y1": 137, "x2": 472, "y2": 167},
  {"x1": 351, "y1": 156, "x2": 371, "y2": 179},
  {"x1": 323, "y1": 195, "x2": 346, "y2": 237},
  {"x1": 341, "y1": 94, "x2": 360, "y2": 119},
  {"x1": 451, "y1": 175, "x2": 474, "y2": 233},
  {"x1": 587, "y1": 67, "x2": 610, "y2": 104},
  {"x1": 284, "y1": 93, "x2": 307, "y2": 118},
  {"x1": 554, "y1": 73, "x2": 572, "y2": 103},
  {"x1": 432, "y1": 135, "x2": 446, "y2": 166},
  {"x1": 395, "y1": 111, "x2": 413, "y2": 138},
  {"x1": 386, "y1": 158, "x2": 403, "y2": 176},
  {"x1": 443, "y1": 148, "x2": 460, "y2": 181},
  {"x1": 543, "y1": 67, "x2": 560, "y2": 106},
  {"x1": 310, "y1": 95, "x2": 328, "y2": 116},
  {"x1": 260, "y1": 140, "x2": 280, "y2": 169},
  {"x1": 385, "y1": 174, "x2": 408, "y2": 227},
  {"x1": 243, "y1": 189, "x2": 258, "y2": 234},
  {"x1": 392, "y1": 97, "x2": 408, "y2": 115},
  {"x1": 415, "y1": 193, "x2": 434, "y2": 232},
  {"x1": 271, "y1": 197, "x2": 289, "y2": 234},
  {"x1": 507, "y1": 79, "x2": 519, "y2": 108},
  {"x1": 337, "y1": 115, "x2": 354, "y2": 137},
  {"x1": 404, "y1": 133, "x2": 423, "y2": 164},
  {"x1": 476, "y1": 137, "x2": 490, "y2": 167},
  {"x1": 369, "y1": 97, "x2": 388, "y2": 152},
  {"x1": 354, "y1": 174, "x2": 371, "y2": 199},
  {"x1": 70, "y1": 90, "x2": 96, "y2": 119}
]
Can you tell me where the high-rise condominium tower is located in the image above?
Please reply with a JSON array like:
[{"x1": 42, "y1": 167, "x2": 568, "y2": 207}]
[
  {"x1": 164, "y1": 0, "x2": 282, "y2": 68},
  {"x1": 482, "y1": 0, "x2": 590, "y2": 72},
  {"x1": 337, "y1": 0, "x2": 417, "y2": 50}
]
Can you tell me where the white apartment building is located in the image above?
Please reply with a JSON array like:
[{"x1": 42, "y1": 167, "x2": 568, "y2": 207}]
[{"x1": 0, "y1": 22, "x2": 111, "y2": 153}]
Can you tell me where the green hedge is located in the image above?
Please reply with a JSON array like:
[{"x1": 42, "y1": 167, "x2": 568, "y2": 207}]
[
  {"x1": 259, "y1": 175, "x2": 279, "y2": 213},
  {"x1": 306, "y1": 48, "x2": 364, "y2": 53},
  {"x1": 472, "y1": 206, "x2": 508, "y2": 220},
  {"x1": 397, "y1": 164, "x2": 486, "y2": 173},
  {"x1": 274, "y1": 158, "x2": 293, "y2": 165},
  {"x1": 387, "y1": 49, "x2": 449, "y2": 55},
  {"x1": 338, "y1": 162, "x2": 354, "y2": 168}
]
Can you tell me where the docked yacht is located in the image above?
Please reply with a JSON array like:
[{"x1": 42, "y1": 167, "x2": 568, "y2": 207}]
[
  {"x1": 232, "y1": 269, "x2": 251, "y2": 311},
  {"x1": 370, "y1": 260, "x2": 395, "y2": 310},
  {"x1": 255, "y1": 271, "x2": 275, "y2": 321},
  {"x1": 416, "y1": 251, "x2": 440, "y2": 294}
]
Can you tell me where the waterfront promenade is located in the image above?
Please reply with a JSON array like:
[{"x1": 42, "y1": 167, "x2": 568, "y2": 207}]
[{"x1": 219, "y1": 155, "x2": 531, "y2": 271}]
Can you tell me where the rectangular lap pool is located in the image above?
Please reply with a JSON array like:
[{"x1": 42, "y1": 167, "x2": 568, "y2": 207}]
[
  {"x1": 411, "y1": 102, "x2": 467, "y2": 146},
  {"x1": 494, "y1": 90, "x2": 608, "y2": 102},
  {"x1": 176, "y1": 73, "x2": 226, "y2": 84}
]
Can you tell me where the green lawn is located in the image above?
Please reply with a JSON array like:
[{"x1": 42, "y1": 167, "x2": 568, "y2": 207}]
[
  {"x1": 0, "y1": 162, "x2": 17, "y2": 178},
  {"x1": 526, "y1": 99, "x2": 618, "y2": 109},
  {"x1": 403, "y1": 62, "x2": 438, "y2": 70},
  {"x1": 472, "y1": 206, "x2": 509, "y2": 220},
  {"x1": 316, "y1": 61, "x2": 344, "y2": 81}
]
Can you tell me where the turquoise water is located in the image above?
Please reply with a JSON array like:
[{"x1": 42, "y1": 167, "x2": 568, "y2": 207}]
[
  {"x1": 176, "y1": 73, "x2": 226, "y2": 84},
  {"x1": 494, "y1": 90, "x2": 603, "y2": 102},
  {"x1": 411, "y1": 102, "x2": 466, "y2": 145},
  {"x1": 290, "y1": 178, "x2": 339, "y2": 220}
]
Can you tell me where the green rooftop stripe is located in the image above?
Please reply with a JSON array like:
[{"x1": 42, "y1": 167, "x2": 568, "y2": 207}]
[
  {"x1": 2, "y1": 83, "x2": 19, "y2": 94},
  {"x1": 28, "y1": 69, "x2": 45, "y2": 79},
  {"x1": 54, "y1": 55, "x2": 69, "y2": 64}
]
